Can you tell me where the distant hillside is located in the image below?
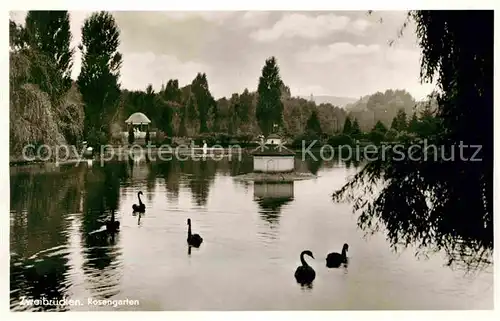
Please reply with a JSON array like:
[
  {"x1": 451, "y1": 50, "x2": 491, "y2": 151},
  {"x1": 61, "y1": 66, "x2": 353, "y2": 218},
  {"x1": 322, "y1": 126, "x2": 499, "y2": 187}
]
[
  {"x1": 345, "y1": 95, "x2": 371, "y2": 112},
  {"x1": 297, "y1": 95, "x2": 358, "y2": 108},
  {"x1": 341, "y1": 89, "x2": 435, "y2": 131}
]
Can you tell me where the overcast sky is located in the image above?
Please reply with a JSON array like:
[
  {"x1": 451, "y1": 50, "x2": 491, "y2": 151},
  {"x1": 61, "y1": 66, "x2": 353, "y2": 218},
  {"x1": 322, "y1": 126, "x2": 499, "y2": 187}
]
[{"x1": 10, "y1": 10, "x2": 435, "y2": 100}]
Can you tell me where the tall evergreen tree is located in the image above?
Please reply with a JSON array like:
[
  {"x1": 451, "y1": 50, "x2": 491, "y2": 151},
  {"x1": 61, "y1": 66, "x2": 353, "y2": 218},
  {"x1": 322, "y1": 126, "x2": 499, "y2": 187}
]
[
  {"x1": 183, "y1": 93, "x2": 199, "y2": 135},
  {"x1": 154, "y1": 95, "x2": 174, "y2": 136},
  {"x1": 306, "y1": 110, "x2": 322, "y2": 135},
  {"x1": 144, "y1": 83, "x2": 156, "y2": 121},
  {"x1": 163, "y1": 79, "x2": 182, "y2": 103},
  {"x1": 256, "y1": 56, "x2": 284, "y2": 136},
  {"x1": 369, "y1": 120, "x2": 388, "y2": 144},
  {"x1": 372, "y1": 120, "x2": 388, "y2": 133},
  {"x1": 408, "y1": 113, "x2": 419, "y2": 133},
  {"x1": 342, "y1": 117, "x2": 353, "y2": 135},
  {"x1": 238, "y1": 88, "x2": 252, "y2": 122},
  {"x1": 191, "y1": 73, "x2": 215, "y2": 133},
  {"x1": 178, "y1": 106, "x2": 188, "y2": 137},
  {"x1": 417, "y1": 105, "x2": 440, "y2": 137},
  {"x1": 391, "y1": 109, "x2": 407, "y2": 131},
  {"x1": 24, "y1": 11, "x2": 74, "y2": 95},
  {"x1": 228, "y1": 93, "x2": 240, "y2": 135},
  {"x1": 351, "y1": 118, "x2": 362, "y2": 137},
  {"x1": 77, "y1": 11, "x2": 122, "y2": 138}
]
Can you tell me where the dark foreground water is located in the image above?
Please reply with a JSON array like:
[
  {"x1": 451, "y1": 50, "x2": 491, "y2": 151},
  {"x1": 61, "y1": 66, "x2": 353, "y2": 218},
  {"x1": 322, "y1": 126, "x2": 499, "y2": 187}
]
[{"x1": 9, "y1": 155, "x2": 493, "y2": 311}]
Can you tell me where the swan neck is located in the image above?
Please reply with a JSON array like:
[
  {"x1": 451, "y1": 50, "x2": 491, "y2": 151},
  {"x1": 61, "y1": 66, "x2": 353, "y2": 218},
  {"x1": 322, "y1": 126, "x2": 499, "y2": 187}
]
[
  {"x1": 138, "y1": 193, "x2": 143, "y2": 205},
  {"x1": 300, "y1": 252, "x2": 309, "y2": 267},
  {"x1": 187, "y1": 223, "x2": 192, "y2": 237},
  {"x1": 342, "y1": 248, "x2": 347, "y2": 257}
]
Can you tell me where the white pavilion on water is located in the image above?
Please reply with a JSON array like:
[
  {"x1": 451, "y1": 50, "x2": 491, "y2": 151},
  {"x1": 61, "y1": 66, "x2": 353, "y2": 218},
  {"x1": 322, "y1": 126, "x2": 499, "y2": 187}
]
[{"x1": 251, "y1": 133, "x2": 295, "y2": 173}]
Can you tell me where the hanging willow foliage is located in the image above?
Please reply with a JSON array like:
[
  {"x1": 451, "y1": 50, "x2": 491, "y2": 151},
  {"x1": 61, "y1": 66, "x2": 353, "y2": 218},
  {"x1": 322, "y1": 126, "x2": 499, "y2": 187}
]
[
  {"x1": 10, "y1": 82, "x2": 64, "y2": 153},
  {"x1": 56, "y1": 83, "x2": 85, "y2": 145},
  {"x1": 10, "y1": 48, "x2": 85, "y2": 157},
  {"x1": 333, "y1": 11, "x2": 493, "y2": 271}
]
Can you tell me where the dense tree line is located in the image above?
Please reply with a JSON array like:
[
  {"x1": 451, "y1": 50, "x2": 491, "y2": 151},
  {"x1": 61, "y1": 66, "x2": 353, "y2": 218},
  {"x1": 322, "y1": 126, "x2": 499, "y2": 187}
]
[
  {"x1": 344, "y1": 89, "x2": 435, "y2": 131},
  {"x1": 113, "y1": 56, "x2": 349, "y2": 146},
  {"x1": 10, "y1": 10, "x2": 438, "y2": 155}
]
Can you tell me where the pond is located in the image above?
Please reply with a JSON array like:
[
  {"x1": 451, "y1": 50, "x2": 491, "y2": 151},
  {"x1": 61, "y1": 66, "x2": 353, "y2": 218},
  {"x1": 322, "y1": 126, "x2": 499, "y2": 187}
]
[{"x1": 9, "y1": 155, "x2": 493, "y2": 311}]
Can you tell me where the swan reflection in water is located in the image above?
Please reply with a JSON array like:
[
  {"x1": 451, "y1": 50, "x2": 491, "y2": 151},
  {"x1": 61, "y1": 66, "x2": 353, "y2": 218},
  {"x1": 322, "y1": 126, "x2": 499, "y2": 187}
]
[
  {"x1": 88, "y1": 211, "x2": 119, "y2": 238},
  {"x1": 300, "y1": 283, "x2": 314, "y2": 291},
  {"x1": 133, "y1": 207, "x2": 145, "y2": 228},
  {"x1": 343, "y1": 262, "x2": 349, "y2": 274}
]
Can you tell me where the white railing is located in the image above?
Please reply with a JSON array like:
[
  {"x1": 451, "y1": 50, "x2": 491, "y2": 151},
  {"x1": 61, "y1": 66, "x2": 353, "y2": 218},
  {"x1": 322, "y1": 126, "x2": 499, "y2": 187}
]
[{"x1": 122, "y1": 131, "x2": 157, "y2": 139}]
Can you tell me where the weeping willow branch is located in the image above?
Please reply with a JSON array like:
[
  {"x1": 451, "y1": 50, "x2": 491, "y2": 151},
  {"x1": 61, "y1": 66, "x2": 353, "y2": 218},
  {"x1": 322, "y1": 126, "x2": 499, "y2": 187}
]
[
  {"x1": 10, "y1": 49, "x2": 85, "y2": 157},
  {"x1": 10, "y1": 83, "x2": 65, "y2": 153},
  {"x1": 334, "y1": 11, "x2": 493, "y2": 271},
  {"x1": 333, "y1": 141, "x2": 493, "y2": 270}
]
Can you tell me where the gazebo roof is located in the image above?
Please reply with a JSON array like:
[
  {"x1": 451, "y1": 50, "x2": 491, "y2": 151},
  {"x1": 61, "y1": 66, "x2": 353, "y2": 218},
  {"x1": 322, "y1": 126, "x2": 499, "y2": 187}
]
[
  {"x1": 125, "y1": 112, "x2": 151, "y2": 124},
  {"x1": 251, "y1": 145, "x2": 296, "y2": 156}
]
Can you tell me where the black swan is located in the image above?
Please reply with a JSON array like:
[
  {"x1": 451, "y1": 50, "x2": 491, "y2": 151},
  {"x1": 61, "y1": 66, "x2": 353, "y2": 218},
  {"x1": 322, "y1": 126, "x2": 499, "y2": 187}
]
[
  {"x1": 105, "y1": 211, "x2": 120, "y2": 232},
  {"x1": 187, "y1": 218, "x2": 203, "y2": 247},
  {"x1": 132, "y1": 191, "x2": 145, "y2": 213},
  {"x1": 294, "y1": 250, "x2": 316, "y2": 285},
  {"x1": 326, "y1": 243, "x2": 349, "y2": 268}
]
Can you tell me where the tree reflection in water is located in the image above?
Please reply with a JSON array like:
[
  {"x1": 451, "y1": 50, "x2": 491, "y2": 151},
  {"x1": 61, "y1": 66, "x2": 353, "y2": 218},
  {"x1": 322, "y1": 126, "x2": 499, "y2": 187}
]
[
  {"x1": 183, "y1": 159, "x2": 217, "y2": 207},
  {"x1": 306, "y1": 157, "x2": 323, "y2": 175},
  {"x1": 10, "y1": 165, "x2": 85, "y2": 311},
  {"x1": 154, "y1": 160, "x2": 180, "y2": 203},
  {"x1": 80, "y1": 163, "x2": 125, "y2": 299}
]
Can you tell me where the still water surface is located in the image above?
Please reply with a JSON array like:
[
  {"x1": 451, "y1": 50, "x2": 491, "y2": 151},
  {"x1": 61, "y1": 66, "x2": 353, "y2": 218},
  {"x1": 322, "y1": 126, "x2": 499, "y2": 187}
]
[{"x1": 10, "y1": 156, "x2": 493, "y2": 311}]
